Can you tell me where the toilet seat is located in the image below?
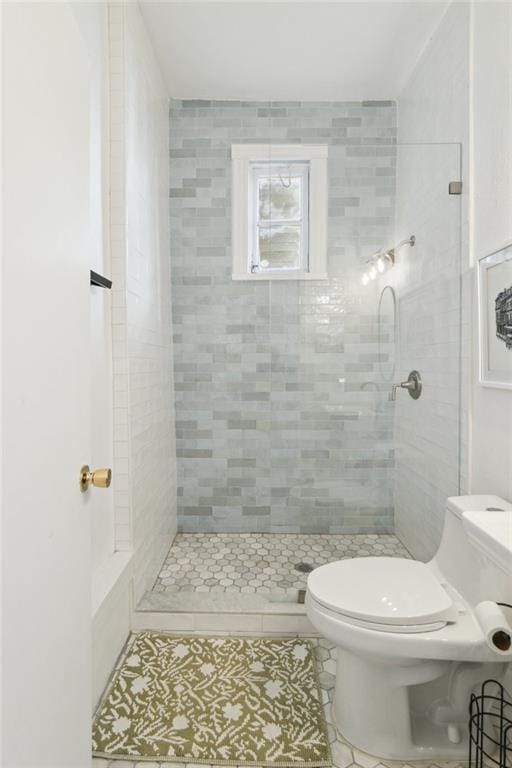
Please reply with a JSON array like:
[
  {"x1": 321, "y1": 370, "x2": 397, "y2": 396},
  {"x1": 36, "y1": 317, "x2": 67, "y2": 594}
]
[{"x1": 307, "y1": 557, "x2": 458, "y2": 632}]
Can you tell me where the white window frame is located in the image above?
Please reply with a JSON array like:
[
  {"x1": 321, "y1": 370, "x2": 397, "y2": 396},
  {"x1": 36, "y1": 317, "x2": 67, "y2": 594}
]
[{"x1": 232, "y1": 144, "x2": 328, "y2": 281}]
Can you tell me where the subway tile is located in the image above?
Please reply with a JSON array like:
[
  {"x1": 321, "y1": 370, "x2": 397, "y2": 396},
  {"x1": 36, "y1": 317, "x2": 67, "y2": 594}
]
[{"x1": 170, "y1": 99, "x2": 397, "y2": 533}]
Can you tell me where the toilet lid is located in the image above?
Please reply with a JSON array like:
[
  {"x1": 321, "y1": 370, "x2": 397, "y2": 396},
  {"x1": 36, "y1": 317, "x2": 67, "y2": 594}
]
[{"x1": 307, "y1": 557, "x2": 457, "y2": 627}]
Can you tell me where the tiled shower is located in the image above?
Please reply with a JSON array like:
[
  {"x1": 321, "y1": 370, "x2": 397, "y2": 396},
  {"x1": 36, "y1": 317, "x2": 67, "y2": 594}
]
[
  {"x1": 139, "y1": 98, "x2": 463, "y2": 613},
  {"x1": 170, "y1": 99, "x2": 397, "y2": 535}
]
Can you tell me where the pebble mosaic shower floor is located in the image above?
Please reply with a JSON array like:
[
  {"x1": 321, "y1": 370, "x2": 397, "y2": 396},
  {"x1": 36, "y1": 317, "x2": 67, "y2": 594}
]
[
  {"x1": 155, "y1": 533, "x2": 409, "y2": 595},
  {"x1": 138, "y1": 533, "x2": 411, "y2": 614}
]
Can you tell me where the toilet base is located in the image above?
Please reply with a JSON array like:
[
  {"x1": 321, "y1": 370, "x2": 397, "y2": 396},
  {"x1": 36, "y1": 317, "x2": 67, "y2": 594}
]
[{"x1": 333, "y1": 649, "x2": 469, "y2": 761}]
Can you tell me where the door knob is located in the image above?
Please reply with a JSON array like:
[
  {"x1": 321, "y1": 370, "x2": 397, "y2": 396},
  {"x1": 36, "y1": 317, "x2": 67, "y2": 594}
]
[{"x1": 80, "y1": 465, "x2": 112, "y2": 493}]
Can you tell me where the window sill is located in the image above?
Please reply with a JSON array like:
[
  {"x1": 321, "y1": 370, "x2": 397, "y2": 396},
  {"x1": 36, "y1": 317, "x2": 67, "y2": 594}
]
[{"x1": 232, "y1": 271, "x2": 328, "y2": 281}]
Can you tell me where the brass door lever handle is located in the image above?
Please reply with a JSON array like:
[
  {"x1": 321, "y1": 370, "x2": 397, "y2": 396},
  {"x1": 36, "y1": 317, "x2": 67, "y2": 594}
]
[{"x1": 80, "y1": 465, "x2": 112, "y2": 492}]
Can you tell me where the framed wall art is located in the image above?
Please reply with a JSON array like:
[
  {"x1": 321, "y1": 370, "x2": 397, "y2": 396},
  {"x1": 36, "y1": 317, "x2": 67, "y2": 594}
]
[{"x1": 478, "y1": 243, "x2": 512, "y2": 389}]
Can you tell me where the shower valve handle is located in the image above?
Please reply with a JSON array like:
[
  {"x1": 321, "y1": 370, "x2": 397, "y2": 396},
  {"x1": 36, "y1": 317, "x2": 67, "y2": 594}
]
[{"x1": 390, "y1": 370, "x2": 422, "y2": 401}]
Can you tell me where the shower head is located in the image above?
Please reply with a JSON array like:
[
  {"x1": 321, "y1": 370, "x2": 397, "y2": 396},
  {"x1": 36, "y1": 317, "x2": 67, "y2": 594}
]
[{"x1": 361, "y1": 235, "x2": 415, "y2": 285}]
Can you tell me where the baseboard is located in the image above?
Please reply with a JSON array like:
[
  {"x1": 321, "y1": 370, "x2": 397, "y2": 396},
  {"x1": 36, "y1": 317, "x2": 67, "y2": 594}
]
[
  {"x1": 131, "y1": 608, "x2": 317, "y2": 635},
  {"x1": 92, "y1": 551, "x2": 133, "y2": 708},
  {"x1": 132, "y1": 524, "x2": 177, "y2": 606}
]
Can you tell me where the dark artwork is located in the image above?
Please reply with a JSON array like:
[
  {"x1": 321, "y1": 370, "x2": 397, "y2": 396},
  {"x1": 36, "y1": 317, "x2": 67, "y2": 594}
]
[{"x1": 495, "y1": 285, "x2": 512, "y2": 350}]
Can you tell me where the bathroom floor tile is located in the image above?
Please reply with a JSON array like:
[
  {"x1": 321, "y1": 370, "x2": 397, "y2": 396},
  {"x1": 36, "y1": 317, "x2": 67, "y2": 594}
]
[{"x1": 121, "y1": 535, "x2": 468, "y2": 768}]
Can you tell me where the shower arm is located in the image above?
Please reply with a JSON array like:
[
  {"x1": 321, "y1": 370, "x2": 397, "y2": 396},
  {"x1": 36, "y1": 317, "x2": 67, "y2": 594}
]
[
  {"x1": 395, "y1": 235, "x2": 416, "y2": 250},
  {"x1": 385, "y1": 235, "x2": 416, "y2": 265},
  {"x1": 364, "y1": 235, "x2": 416, "y2": 267}
]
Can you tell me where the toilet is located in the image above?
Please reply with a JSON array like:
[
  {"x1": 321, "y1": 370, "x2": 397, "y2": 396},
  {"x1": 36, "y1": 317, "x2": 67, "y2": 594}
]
[{"x1": 306, "y1": 495, "x2": 512, "y2": 761}]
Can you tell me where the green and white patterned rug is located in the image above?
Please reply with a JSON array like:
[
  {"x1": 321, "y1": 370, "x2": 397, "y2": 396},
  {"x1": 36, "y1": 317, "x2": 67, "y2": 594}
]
[{"x1": 92, "y1": 631, "x2": 331, "y2": 766}]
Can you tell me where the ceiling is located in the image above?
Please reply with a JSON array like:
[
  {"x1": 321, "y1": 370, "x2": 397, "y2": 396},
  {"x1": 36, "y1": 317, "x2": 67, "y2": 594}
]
[{"x1": 139, "y1": 1, "x2": 448, "y2": 102}]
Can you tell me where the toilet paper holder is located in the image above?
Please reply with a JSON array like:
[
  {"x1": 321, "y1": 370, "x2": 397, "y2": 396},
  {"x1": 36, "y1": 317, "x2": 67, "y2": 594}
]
[
  {"x1": 469, "y1": 678, "x2": 512, "y2": 768},
  {"x1": 475, "y1": 601, "x2": 512, "y2": 655},
  {"x1": 494, "y1": 602, "x2": 512, "y2": 652}
]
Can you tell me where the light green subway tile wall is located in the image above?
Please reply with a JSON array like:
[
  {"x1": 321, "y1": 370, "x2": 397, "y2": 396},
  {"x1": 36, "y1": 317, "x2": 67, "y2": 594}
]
[{"x1": 170, "y1": 100, "x2": 397, "y2": 533}]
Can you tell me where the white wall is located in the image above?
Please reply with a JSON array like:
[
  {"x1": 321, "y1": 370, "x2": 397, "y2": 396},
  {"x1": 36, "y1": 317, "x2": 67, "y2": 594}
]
[
  {"x1": 71, "y1": 2, "x2": 116, "y2": 576},
  {"x1": 76, "y1": 1, "x2": 177, "y2": 706},
  {"x1": 395, "y1": 0, "x2": 512, "y2": 559},
  {"x1": 389, "y1": 143, "x2": 463, "y2": 560},
  {"x1": 2, "y1": 0, "x2": 175, "y2": 717},
  {"x1": 2, "y1": 3, "x2": 94, "y2": 763},
  {"x1": 109, "y1": 1, "x2": 177, "y2": 606},
  {"x1": 68, "y1": 2, "x2": 132, "y2": 709},
  {"x1": 394, "y1": 2, "x2": 470, "y2": 559},
  {"x1": 469, "y1": 2, "x2": 512, "y2": 501}
]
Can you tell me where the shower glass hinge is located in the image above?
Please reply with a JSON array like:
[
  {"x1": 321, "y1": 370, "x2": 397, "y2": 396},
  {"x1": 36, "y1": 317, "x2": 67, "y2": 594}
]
[{"x1": 449, "y1": 181, "x2": 462, "y2": 195}]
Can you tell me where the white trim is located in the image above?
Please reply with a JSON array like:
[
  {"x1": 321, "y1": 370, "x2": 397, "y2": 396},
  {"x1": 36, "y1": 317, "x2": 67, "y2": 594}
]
[
  {"x1": 231, "y1": 143, "x2": 328, "y2": 281},
  {"x1": 231, "y1": 143, "x2": 328, "y2": 160},
  {"x1": 92, "y1": 553, "x2": 133, "y2": 708},
  {"x1": 92, "y1": 551, "x2": 133, "y2": 618},
  {"x1": 232, "y1": 272, "x2": 328, "y2": 281},
  {"x1": 309, "y1": 155, "x2": 328, "y2": 279},
  {"x1": 232, "y1": 151, "x2": 250, "y2": 276}
]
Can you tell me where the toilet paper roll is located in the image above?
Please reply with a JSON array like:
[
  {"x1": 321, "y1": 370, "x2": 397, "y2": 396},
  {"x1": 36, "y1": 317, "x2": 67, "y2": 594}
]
[{"x1": 475, "y1": 601, "x2": 512, "y2": 654}]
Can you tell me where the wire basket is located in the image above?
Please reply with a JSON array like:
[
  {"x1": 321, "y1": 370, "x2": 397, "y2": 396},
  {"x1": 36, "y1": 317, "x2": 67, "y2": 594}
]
[{"x1": 470, "y1": 680, "x2": 512, "y2": 768}]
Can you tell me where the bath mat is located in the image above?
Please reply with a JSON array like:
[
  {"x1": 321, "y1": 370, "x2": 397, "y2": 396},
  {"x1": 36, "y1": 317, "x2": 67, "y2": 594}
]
[{"x1": 92, "y1": 631, "x2": 331, "y2": 766}]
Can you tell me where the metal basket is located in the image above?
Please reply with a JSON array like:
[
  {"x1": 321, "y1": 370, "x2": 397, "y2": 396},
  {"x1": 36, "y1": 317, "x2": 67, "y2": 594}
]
[{"x1": 470, "y1": 680, "x2": 512, "y2": 768}]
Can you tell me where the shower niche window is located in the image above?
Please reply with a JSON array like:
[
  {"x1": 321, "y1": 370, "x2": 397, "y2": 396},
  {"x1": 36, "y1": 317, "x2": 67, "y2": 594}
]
[{"x1": 231, "y1": 143, "x2": 328, "y2": 280}]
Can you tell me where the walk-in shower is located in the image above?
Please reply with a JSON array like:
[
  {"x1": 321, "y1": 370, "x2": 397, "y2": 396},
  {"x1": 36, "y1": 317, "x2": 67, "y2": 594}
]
[{"x1": 138, "y1": 101, "x2": 463, "y2": 615}]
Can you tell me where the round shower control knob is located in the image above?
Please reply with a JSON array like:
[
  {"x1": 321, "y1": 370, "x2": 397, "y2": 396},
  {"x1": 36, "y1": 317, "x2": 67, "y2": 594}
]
[{"x1": 390, "y1": 370, "x2": 422, "y2": 401}]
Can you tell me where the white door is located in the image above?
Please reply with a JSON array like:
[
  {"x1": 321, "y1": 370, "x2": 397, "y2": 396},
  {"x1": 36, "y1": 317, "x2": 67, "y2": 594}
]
[{"x1": 2, "y1": 3, "x2": 94, "y2": 766}]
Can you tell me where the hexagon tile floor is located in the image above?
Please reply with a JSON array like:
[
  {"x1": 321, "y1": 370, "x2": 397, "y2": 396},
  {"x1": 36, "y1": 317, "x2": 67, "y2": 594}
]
[
  {"x1": 138, "y1": 533, "x2": 411, "y2": 614},
  {"x1": 92, "y1": 636, "x2": 468, "y2": 768}
]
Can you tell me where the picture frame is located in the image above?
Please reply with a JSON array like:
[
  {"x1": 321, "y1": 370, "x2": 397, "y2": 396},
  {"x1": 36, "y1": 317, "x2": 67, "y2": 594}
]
[{"x1": 478, "y1": 242, "x2": 512, "y2": 389}]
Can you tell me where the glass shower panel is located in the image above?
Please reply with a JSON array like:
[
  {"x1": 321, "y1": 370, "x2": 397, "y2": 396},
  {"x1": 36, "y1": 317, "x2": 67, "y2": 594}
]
[
  {"x1": 268, "y1": 137, "x2": 397, "y2": 536},
  {"x1": 266, "y1": 140, "x2": 462, "y2": 552},
  {"x1": 169, "y1": 96, "x2": 461, "y2": 551},
  {"x1": 391, "y1": 143, "x2": 462, "y2": 561}
]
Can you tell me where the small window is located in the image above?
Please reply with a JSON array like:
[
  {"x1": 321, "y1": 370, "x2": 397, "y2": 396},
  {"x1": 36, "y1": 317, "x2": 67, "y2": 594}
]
[
  {"x1": 251, "y1": 161, "x2": 309, "y2": 274},
  {"x1": 232, "y1": 144, "x2": 328, "y2": 280}
]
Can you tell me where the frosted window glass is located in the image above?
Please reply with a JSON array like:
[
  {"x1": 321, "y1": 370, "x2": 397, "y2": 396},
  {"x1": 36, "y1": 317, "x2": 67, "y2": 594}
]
[
  {"x1": 251, "y1": 161, "x2": 309, "y2": 272},
  {"x1": 258, "y1": 175, "x2": 302, "y2": 221},
  {"x1": 258, "y1": 225, "x2": 302, "y2": 269}
]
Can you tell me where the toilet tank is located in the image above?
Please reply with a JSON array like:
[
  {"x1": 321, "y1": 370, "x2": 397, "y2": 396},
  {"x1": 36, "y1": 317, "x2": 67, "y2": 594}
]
[{"x1": 432, "y1": 495, "x2": 512, "y2": 606}]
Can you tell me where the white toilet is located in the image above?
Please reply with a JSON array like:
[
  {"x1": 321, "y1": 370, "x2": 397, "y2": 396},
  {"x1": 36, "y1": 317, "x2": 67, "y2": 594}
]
[{"x1": 306, "y1": 495, "x2": 512, "y2": 761}]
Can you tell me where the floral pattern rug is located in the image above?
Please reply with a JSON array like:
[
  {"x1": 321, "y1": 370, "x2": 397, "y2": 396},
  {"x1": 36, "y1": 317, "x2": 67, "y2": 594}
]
[{"x1": 92, "y1": 631, "x2": 331, "y2": 766}]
